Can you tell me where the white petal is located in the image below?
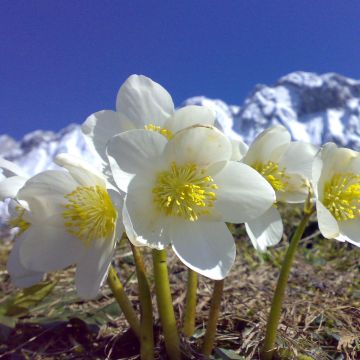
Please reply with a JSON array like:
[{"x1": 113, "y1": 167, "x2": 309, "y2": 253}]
[
  {"x1": 82, "y1": 110, "x2": 135, "y2": 163},
  {"x1": 171, "y1": 220, "x2": 236, "y2": 280},
  {"x1": 107, "y1": 130, "x2": 167, "y2": 192},
  {"x1": 245, "y1": 207, "x2": 283, "y2": 252},
  {"x1": 0, "y1": 176, "x2": 28, "y2": 200},
  {"x1": 17, "y1": 170, "x2": 77, "y2": 216},
  {"x1": 276, "y1": 172, "x2": 309, "y2": 204},
  {"x1": 75, "y1": 237, "x2": 115, "y2": 299},
  {"x1": 55, "y1": 154, "x2": 105, "y2": 187},
  {"x1": 338, "y1": 220, "x2": 360, "y2": 246},
  {"x1": 213, "y1": 162, "x2": 275, "y2": 223},
  {"x1": 315, "y1": 143, "x2": 356, "y2": 202},
  {"x1": 316, "y1": 200, "x2": 339, "y2": 239},
  {"x1": 125, "y1": 175, "x2": 170, "y2": 249},
  {"x1": 0, "y1": 158, "x2": 27, "y2": 177},
  {"x1": 116, "y1": 74, "x2": 174, "y2": 128},
  {"x1": 164, "y1": 126, "x2": 232, "y2": 167},
  {"x1": 108, "y1": 188, "x2": 125, "y2": 240},
  {"x1": 242, "y1": 125, "x2": 291, "y2": 165},
  {"x1": 166, "y1": 105, "x2": 215, "y2": 134},
  {"x1": 231, "y1": 139, "x2": 249, "y2": 161},
  {"x1": 7, "y1": 233, "x2": 44, "y2": 288},
  {"x1": 19, "y1": 220, "x2": 83, "y2": 272},
  {"x1": 280, "y1": 141, "x2": 317, "y2": 179}
]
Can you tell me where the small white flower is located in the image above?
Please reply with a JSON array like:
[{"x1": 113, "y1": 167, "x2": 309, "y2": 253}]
[
  {"x1": 0, "y1": 158, "x2": 45, "y2": 287},
  {"x1": 81, "y1": 74, "x2": 216, "y2": 167},
  {"x1": 107, "y1": 125, "x2": 275, "y2": 279},
  {"x1": 7, "y1": 154, "x2": 124, "y2": 298},
  {"x1": 313, "y1": 142, "x2": 360, "y2": 246},
  {"x1": 241, "y1": 126, "x2": 317, "y2": 251},
  {"x1": 0, "y1": 157, "x2": 28, "y2": 199}
]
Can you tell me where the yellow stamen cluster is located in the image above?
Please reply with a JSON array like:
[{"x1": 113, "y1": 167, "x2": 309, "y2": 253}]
[
  {"x1": 252, "y1": 160, "x2": 289, "y2": 192},
  {"x1": 63, "y1": 185, "x2": 117, "y2": 246},
  {"x1": 144, "y1": 123, "x2": 173, "y2": 140},
  {"x1": 8, "y1": 206, "x2": 30, "y2": 235},
  {"x1": 152, "y1": 162, "x2": 218, "y2": 221},
  {"x1": 323, "y1": 173, "x2": 360, "y2": 221}
]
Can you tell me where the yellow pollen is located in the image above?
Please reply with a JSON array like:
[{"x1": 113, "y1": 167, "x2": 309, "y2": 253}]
[
  {"x1": 144, "y1": 123, "x2": 173, "y2": 140},
  {"x1": 8, "y1": 206, "x2": 30, "y2": 235},
  {"x1": 323, "y1": 173, "x2": 360, "y2": 221},
  {"x1": 252, "y1": 160, "x2": 289, "y2": 192},
  {"x1": 62, "y1": 185, "x2": 117, "y2": 246},
  {"x1": 152, "y1": 162, "x2": 218, "y2": 221}
]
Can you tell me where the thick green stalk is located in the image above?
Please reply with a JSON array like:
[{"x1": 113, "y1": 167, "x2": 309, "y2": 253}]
[
  {"x1": 201, "y1": 279, "x2": 224, "y2": 356},
  {"x1": 152, "y1": 249, "x2": 181, "y2": 360},
  {"x1": 182, "y1": 268, "x2": 198, "y2": 337},
  {"x1": 107, "y1": 265, "x2": 141, "y2": 338},
  {"x1": 261, "y1": 212, "x2": 311, "y2": 360},
  {"x1": 131, "y1": 244, "x2": 154, "y2": 360}
]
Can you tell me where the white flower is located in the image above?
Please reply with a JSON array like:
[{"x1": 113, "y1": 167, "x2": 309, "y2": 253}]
[
  {"x1": 7, "y1": 154, "x2": 124, "y2": 298},
  {"x1": 107, "y1": 125, "x2": 275, "y2": 279},
  {"x1": 81, "y1": 74, "x2": 216, "y2": 167},
  {"x1": 241, "y1": 126, "x2": 317, "y2": 252},
  {"x1": 0, "y1": 158, "x2": 45, "y2": 287},
  {"x1": 0, "y1": 157, "x2": 29, "y2": 199},
  {"x1": 313, "y1": 142, "x2": 360, "y2": 246}
]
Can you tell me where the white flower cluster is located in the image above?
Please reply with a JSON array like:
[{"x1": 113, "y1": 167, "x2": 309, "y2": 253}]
[{"x1": 1, "y1": 75, "x2": 359, "y2": 299}]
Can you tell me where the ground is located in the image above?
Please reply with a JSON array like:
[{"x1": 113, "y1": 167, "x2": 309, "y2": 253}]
[{"x1": 0, "y1": 208, "x2": 359, "y2": 359}]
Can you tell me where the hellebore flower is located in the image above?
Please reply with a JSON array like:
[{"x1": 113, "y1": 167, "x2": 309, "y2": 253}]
[
  {"x1": 241, "y1": 126, "x2": 317, "y2": 251},
  {"x1": 7, "y1": 154, "x2": 124, "y2": 298},
  {"x1": 107, "y1": 125, "x2": 275, "y2": 279},
  {"x1": 0, "y1": 157, "x2": 29, "y2": 199},
  {"x1": 81, "y1": 74, "x2": 216, "y2": 167},
  {"x1": 313, "y1": 142, "x2": 360, "y2": 246},
  {"x1": 0, "y1": 157, "x2": 45, "y2": 287}
]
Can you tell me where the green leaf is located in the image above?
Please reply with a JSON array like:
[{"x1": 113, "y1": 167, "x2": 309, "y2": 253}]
[
  {"x1": 0, "y1": 281, "x2": 57, "y2": 317},
  {"x1": 213, "y1": 348, "x2": 245, "y2": 360}
]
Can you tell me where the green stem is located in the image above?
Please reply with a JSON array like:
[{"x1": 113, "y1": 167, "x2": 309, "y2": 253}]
[
  {"x1": 130, "y1": 244, "x2": 154, "y2": 360},
  {"x1": 201, "y1": 279, "x2": 224, "y2": 357},
  {"x1": 182, "y1": 268, "x2": 198, "y2": 337},
  {"x1": 152, "y1": 249, "x2": 181, "y2": 360},
  {"x1": 107, "y1": 265, "x2": 141, "y2": 338},
  {"x1": 261, "y1": 212, "x2": 311, "y2": 360}
]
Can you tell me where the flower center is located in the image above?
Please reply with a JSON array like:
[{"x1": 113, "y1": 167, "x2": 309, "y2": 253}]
[
  {"x1": 8, "y1": 206, "x2": 30, "y2": 235},
  {"x1": 323, "y1": 173, "x2": 360, "y2": 221},
  {"x1": 144, "y1": 124, "x2": 173, "y2": 140},
  {"x1": 252, "y1": 161, "x2": 289, "y2": 192},
  {"x1": 63, "y1": 185, "x2": 117, "y2": 246},
  {"x1": 152, "y1": 162, "x2": 218, "y2": 221}
]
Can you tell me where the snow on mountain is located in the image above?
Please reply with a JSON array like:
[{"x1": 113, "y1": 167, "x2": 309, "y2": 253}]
[
  {"x1": 184, "y1": 71, "x2": 360, "y2": 150},
  {"x1": 1, "y1": 71, "x2": 360, "y2": 237}
]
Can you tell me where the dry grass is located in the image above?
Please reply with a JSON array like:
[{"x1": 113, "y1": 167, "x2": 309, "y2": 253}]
[{"x1": 0, "y1": 210, "x2": 359, "y2": 359}]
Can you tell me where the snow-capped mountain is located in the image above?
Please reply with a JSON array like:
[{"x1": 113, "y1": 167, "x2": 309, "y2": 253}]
[
  {"x1": 1, "y1": 71, "x2": 360, "y2": 236},
  {"x1": 185, "y1": 71, "x2": 360, "y2": 150}
]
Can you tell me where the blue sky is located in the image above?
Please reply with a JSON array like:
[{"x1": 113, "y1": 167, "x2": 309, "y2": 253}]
[{"x1": 1, "y1": 1, "x2": 360, "y2": 139}]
